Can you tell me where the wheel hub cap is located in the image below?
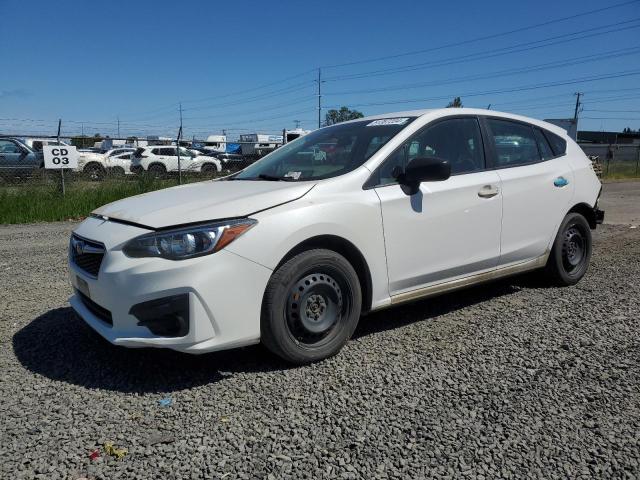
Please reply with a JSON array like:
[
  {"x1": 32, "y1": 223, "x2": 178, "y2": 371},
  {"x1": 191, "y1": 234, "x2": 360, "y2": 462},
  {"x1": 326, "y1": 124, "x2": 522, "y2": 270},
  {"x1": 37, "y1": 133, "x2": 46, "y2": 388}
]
[
  {"x1": 288, "y1": 273, "x2": 343, "y2": 338},
  {"x1": 562, "y1": 226, "x2": 585, "y2": 270}
]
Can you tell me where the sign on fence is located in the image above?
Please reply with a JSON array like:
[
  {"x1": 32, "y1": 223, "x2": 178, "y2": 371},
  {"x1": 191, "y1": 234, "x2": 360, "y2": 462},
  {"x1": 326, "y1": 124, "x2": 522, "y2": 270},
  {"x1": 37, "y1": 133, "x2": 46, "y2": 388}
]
[{"x1": 43, "y1": 146, "x2": 79, "y2": 169}]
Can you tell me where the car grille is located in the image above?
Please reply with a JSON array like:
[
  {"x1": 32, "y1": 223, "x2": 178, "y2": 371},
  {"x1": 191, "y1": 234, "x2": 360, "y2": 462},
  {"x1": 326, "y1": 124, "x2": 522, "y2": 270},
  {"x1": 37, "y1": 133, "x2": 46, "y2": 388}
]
[
  {"x1": 70, "y1": 234, "x2": 105, "y2": 277},
  {"x1": 77, "y1": 291, "x2": 113, "y2": 326}
]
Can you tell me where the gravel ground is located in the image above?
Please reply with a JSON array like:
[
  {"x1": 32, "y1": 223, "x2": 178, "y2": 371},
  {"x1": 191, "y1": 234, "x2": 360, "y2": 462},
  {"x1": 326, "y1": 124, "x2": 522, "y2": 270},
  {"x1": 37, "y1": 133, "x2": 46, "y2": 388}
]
[{"x1": 1, "y1": 184, "x2": 639, "y2": 479}]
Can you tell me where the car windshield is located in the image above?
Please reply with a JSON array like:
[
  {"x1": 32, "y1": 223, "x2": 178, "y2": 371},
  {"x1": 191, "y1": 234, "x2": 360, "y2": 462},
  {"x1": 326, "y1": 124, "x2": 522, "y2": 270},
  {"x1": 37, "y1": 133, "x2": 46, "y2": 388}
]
[{"x1": 233, "y1": 117, "x2": 416, "y2": 181}]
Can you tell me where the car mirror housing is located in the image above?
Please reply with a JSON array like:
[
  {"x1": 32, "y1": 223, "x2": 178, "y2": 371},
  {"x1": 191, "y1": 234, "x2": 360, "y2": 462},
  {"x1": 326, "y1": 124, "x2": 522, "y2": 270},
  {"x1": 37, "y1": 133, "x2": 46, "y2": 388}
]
[{"x1": 395, "y1": 157, "x2": 451, "y2": 195}]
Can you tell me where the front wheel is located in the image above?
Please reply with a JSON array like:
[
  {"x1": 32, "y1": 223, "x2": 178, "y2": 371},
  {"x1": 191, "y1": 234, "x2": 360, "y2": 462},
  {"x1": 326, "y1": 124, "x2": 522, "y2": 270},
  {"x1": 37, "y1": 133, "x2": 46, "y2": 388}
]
[
  {"x1": 261, "y1": 249, "x2": 362, "y2": 364},
  {"x1": 545, "y1": 212, "x2": 592, "y2": 286}
]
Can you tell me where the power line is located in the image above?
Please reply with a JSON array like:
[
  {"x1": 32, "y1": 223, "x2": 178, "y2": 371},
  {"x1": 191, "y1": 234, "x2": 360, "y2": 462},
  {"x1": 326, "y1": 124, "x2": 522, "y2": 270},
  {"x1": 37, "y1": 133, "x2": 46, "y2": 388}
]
[
  {"x1": 321, "y1": 0, "x2": 640, "y2": 69},
  {"x1": 325, "y1": 70, "x2": 640, "y2": 109},
  {"x1": 324, "y1": 46, "x2": 640, "y2": 96},
  {"x1": 324, "y1": 18, "x2": 640, "y2": 82}
]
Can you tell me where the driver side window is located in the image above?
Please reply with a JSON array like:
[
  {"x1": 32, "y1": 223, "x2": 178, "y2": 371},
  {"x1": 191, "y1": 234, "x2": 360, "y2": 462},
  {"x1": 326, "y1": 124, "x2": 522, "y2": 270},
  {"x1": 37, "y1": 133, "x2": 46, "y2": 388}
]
[{"x1": 374, "y1": 117, "x2": 485, "y2": 186}]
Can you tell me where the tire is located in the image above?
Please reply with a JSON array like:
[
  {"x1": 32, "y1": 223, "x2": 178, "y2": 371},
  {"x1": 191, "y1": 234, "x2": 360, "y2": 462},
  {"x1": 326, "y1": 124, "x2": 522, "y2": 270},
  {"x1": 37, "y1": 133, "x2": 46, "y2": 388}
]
[
  {"x1": 84, "y1": 163, "x2": 105, "y2": 181},
  {"x1": 201, "y1": 163, "x2": 219, "y2": 176},
  {"x1": 110, "y1": 166, "x2": 126, "y2": 177},
  {"x1": 545, "y1": 212, "x2": 592, "y2": 286},
  {"x1": 148, "y1": 164, "x2": 166, "y2": 179},
  {"x1": 261, "y1": 249, "x2": 362, "y2": 364}
]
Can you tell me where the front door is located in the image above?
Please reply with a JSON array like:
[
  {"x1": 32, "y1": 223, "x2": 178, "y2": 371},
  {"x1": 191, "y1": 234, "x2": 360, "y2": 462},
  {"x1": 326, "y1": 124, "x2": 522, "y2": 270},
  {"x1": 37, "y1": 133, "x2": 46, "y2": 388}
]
[{"x1": 372, "y1": 116, "x2": 503, "y2": 296}]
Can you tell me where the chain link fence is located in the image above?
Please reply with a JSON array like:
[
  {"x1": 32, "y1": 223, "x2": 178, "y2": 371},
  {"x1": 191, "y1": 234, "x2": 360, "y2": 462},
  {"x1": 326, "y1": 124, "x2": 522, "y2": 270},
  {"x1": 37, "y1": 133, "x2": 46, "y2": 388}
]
[
  {"x1": 0, "y1": 133, "x2": 291, "y2": 187},
  {"x1": 579, "y1": 143, "x2": 640, "y2": 179},
  {"x1": 0, "y1": 132, "x2": 294, "y2": 223}
]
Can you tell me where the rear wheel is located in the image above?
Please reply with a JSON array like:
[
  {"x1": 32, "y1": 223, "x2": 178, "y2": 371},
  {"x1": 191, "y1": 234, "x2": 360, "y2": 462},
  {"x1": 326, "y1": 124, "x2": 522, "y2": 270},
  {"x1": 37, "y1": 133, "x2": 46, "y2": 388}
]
[
  {"x1": 261, "y1": 249, "x2": 362, "y2": 364},
  {"x1": 545, "y1": 212, "x2": 592, "y2": 286},
  {"x1": 201, "y1": 163, "x2": 219, "y2": 176},
  {"x1": 84, "y1": 163, "x2": 105, "y2": 181},
  {"x1": 148, "y1": 164, "x2": 166, "y2": 179}
]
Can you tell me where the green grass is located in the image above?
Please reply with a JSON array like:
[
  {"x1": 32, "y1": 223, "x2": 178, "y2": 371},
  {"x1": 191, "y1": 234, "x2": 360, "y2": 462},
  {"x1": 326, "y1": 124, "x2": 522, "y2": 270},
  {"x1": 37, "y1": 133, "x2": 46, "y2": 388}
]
[{"x1": 0, "y1": 176, "x2": 201, "y2": 224}]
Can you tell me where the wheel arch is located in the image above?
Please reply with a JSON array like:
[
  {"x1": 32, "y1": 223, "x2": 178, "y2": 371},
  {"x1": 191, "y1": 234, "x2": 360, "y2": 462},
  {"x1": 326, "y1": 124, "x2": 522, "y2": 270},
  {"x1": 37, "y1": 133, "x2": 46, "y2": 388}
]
[
  {"x1": 274, "y1": 235, "x2": 373, "y2": 313},
  {"x1": 83, "y1": 161, "x2": 105, "y2": 172},
  {"x1": 568, "y1": 202, "x2": 597, "y2": 229},
  {"x1": 201, "y1": 161, "x2": 221, "y2": 172},
  {"x1": 147, "y1": 162, "x2": 167, "y2": 171}
]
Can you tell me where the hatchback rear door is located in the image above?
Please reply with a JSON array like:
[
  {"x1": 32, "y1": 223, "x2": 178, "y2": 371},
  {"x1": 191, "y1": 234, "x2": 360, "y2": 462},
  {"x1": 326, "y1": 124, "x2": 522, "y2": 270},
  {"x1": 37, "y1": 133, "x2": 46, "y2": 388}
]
[{"x1": 482, "y1": 117, "x2": 574, "y2": 267}]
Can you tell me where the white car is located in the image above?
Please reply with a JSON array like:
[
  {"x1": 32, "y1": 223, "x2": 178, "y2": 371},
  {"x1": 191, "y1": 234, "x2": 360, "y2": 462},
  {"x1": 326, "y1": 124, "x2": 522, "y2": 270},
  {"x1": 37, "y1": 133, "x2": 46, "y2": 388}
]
[
  {"x1": 130, "y1": 146, "x2": 221, "y2": 176},
  {"x1": 76, "y1": 147, "x2": 137, "y2": 180},
  {"x1": 68, "y1": 108, "x2": 603, "y2": 364}
]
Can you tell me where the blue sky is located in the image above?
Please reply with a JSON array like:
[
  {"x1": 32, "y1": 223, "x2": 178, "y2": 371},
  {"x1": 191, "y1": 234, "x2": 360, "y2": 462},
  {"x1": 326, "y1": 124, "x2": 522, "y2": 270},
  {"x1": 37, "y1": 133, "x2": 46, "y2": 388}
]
[{"x1": 1, "y1": 0, "x2": 639, "y2": 139}]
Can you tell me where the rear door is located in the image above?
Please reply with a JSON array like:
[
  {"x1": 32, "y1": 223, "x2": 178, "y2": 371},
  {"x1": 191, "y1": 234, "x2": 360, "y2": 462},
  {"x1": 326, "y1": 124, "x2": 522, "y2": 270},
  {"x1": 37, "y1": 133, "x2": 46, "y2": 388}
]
[{"x1": 483, "y1": 117, "x2": 574, "y2": 267}]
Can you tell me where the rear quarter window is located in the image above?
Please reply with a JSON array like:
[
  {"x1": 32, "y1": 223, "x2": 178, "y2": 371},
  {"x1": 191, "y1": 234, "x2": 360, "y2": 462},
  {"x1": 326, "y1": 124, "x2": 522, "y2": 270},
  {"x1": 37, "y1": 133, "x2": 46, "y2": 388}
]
[{"x1": 543, "y1": 130, "x2": 567, "y2": 157}]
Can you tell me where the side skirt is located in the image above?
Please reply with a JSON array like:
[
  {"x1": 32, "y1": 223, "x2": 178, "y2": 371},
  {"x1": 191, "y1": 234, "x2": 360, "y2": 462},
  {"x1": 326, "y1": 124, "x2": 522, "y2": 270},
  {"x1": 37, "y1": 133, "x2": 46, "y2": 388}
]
[{"x1": 387, "y1": 252, "x2": 549, "y2": 307}]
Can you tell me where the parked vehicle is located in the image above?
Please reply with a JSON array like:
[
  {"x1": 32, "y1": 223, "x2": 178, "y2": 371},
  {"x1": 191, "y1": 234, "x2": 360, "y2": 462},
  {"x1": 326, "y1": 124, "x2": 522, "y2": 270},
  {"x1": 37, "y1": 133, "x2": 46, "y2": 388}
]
[
  {"x1": 239, "y1": 133, "x2": 283, "y2": 158},
  {"x1": 77, "y1": 147, "x2": 136, "y2": 180},
  {"x1": 203, "y1": 135, "x2": 227, "y2": 154},
  {"x1": 22, "y1": 137, "x2": 72, "y2": 152},
  {"x1": 68, "y1": 108, "x2": 603, "y2": 364},
  {"x1": 130, "y1": 146, "x2": 220, "y2": 176},
  {"x1": 0, "y1": 138, "x2": 43, "y2": 177},
  {"x1": 284, "y1": 128, "x2": 311, "y2": 143}
]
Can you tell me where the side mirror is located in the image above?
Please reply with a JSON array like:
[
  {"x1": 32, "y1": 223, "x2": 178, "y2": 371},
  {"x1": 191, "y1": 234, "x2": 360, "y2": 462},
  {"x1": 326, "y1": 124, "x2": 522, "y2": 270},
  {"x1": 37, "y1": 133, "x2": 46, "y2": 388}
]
[{"x1": 395, "y1": 157, "x2": 451, "y2": 195}]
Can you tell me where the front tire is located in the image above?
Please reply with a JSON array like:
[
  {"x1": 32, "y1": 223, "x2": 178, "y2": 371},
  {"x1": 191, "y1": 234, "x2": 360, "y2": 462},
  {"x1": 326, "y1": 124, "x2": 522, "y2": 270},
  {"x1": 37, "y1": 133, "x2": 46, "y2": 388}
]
[
  {"x1": 261, "y1": 249, "x2": 362, "y2": 364},
  {"x1": 545, "y1": 212, "x2": 592, "y2": 286}
]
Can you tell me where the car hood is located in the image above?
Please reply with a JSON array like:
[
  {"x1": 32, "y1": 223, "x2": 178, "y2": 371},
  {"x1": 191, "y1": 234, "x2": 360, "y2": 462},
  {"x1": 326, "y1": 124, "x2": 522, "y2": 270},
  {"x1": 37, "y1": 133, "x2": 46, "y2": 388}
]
[{"x1": 92, "y1": 179, "x2": 316, "y2": 229}]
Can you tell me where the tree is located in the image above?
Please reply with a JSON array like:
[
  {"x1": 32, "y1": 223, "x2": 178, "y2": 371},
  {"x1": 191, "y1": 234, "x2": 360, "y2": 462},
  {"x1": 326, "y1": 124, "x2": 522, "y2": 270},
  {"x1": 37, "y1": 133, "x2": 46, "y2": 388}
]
[
  {"x1": 446, "y1": 97, "x2": 463, "y2": 108},
  {"x1": 325, "y1": 106, "x2": 364, "y2": 126}
]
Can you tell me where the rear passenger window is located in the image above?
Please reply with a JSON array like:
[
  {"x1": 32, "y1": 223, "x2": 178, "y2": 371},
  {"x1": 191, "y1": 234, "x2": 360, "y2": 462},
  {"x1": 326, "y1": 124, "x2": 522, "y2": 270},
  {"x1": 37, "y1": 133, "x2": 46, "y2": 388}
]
[
  {"x1": 534, "y1": 128, "x2": 554, "y2": 160},
  {"x1": 151, "y1": 148, "x2": 161, "y2": 155},
  {"x1": 543, "y1": 130, "x2": 567, "y2": 157},
  {"x1": 487, "y1": 119, "x2": 540, "y2": 168}
]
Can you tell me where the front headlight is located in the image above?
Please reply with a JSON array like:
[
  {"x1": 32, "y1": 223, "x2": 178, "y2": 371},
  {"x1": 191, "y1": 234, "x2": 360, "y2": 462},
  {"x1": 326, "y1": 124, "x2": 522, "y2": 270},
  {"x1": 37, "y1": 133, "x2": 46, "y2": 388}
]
[{"x1": 123, "y1": 218, "x2": 257, "y2": 260}]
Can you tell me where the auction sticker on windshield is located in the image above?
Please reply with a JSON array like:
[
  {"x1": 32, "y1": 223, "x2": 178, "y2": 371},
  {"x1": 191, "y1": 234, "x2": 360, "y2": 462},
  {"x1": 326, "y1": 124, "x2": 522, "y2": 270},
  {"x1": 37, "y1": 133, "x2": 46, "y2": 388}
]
[{"x1": 367, "y1": 118, "x2": 410, "y2": 127}]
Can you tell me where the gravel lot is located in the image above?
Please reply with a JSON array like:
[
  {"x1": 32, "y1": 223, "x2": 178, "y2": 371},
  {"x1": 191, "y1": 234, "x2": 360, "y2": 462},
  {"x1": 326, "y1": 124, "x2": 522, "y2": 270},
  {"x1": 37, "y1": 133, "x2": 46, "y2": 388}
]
[{"x1": 1, "y1": 182, "x2": 639, "y2": 479}]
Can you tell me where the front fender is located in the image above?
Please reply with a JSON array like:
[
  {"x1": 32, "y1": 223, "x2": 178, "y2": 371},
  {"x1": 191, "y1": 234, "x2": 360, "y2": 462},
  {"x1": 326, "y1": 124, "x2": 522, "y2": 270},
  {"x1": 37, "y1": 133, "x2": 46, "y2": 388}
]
[{"x1": 226, "y1": 189, "x2": 391, "y2": 309}]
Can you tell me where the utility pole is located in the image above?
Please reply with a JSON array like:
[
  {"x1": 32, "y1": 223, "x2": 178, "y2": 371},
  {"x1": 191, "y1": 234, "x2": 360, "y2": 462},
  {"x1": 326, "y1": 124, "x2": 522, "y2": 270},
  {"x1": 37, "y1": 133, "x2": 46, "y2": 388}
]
[
  {"x1": 177, "y1": 102, "x2": 183, "y2": 185},
  {"x1": 317, "y1": 68, "x2": 322, "y2": 129},
  {"x1": 117, "y1": 116, "x2": 120, "y2": 138},
  {"x1": 573, "y1": 92, "x2": 583, "y2": 121}
]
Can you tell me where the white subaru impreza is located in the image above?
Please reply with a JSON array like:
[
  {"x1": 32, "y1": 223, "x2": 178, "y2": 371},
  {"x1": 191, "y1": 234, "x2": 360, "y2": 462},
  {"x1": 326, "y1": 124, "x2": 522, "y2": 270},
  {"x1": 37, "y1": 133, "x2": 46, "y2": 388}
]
[{"x1": 68, "y1": 108, "x2": 604, "y2": 364}]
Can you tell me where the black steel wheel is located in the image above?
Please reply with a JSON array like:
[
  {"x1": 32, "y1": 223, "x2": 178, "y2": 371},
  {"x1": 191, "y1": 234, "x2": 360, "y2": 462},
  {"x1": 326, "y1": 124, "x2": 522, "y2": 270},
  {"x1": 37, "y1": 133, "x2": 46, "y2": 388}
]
[
  {"x1": 261, "y1": 249, "x2": 362, "y2": 364},
  {"x1": 546, "y1": 212, "x2": 592, "y2": 286}
]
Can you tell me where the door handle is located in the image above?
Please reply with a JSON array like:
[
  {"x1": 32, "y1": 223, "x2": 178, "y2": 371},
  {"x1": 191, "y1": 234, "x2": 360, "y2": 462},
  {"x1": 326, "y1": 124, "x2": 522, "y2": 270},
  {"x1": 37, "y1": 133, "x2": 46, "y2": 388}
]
[{"x1": 478, "y1": 185, "x2": 499, "y2": 198}]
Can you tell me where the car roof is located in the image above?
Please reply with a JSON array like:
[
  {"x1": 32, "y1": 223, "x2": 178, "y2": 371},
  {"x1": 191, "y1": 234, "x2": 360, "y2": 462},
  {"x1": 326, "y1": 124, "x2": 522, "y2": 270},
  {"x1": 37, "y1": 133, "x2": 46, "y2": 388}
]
[{"x1": 355, "y1": 108, "x2": 569, "y2": 138}]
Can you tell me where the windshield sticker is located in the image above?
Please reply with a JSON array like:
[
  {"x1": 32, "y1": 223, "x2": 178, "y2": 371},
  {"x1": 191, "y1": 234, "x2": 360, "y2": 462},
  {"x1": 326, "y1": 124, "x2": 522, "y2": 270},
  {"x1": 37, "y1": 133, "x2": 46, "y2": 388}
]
[
  {"x1": 367, "y1": 118, "x2": 410, "y2": 127},
  {"x1": 284, "y1": 171, "x2": 302, "y2": 180}
]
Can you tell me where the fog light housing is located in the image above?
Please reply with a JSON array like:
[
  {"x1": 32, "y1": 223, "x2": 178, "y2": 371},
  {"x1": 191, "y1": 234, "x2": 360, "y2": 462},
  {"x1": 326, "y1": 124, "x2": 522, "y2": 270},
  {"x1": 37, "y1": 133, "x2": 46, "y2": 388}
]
[{"x1": 129, "y1": 294, "x2": 189, "y2": 337}]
